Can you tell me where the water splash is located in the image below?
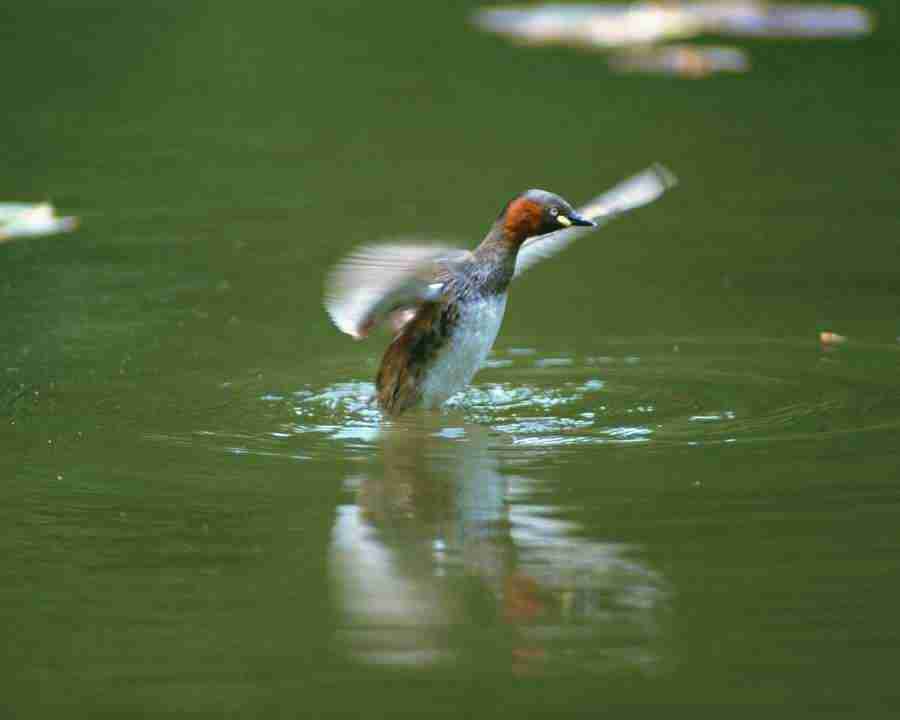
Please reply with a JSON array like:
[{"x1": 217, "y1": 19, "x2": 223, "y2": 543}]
[{"x1": 149, "y1": 339, "x2": 900, "y2": 460}]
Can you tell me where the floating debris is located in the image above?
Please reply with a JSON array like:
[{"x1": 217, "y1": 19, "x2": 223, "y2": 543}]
[
  {"x1": 609, "y1": 43, "x2": 750, "y2": 78},
  {"x1": 474, "y1": 2, "x2": 873, "y2": 46},
  {"x1": 712, "y1": 2, "x2": 872, "y2": 37},
  {"x1": 472, "y1": 2, "x2": 873, "y2": 76},
  {"x1": 0, "y1": 202, "x2": 78, "y2": 243},
  {"x1": 473, "y1": 3, "x2": 701, "y2": 48},
  {"x1": 819, "y1": 331, "x2": 847, "y2": 346}
]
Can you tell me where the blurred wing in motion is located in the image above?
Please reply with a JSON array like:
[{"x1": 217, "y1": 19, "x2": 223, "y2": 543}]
[
  {"x1": 513, "y1": 163, "x2": 677, "y2": 278},
  {"x1": 578, "y1": 162, "x2": 677, "y2": 222},
  {"x1": 324, "y1": 242, "x2": 467, "y2": 339}
]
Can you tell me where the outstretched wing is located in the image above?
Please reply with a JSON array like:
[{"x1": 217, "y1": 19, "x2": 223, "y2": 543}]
[
  {"x1": 513, "y1": 163, "x2": 677, "y2": 278},
  {"x1": 324, "y1": 242, "x2": 467, "y2": 339}
]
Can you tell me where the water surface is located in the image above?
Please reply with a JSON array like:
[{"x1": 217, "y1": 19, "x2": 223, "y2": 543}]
[{"x1": 3, "y1": 1, "x2": 900, "y2": 716}]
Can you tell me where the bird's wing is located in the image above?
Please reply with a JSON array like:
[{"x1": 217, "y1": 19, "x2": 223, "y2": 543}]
[
  {"x1": 513, "y1": 163, "x2": 677, "y2": 278},
  {"x1": 324, "y1": 242, "x2": 468, "y2": 339}
]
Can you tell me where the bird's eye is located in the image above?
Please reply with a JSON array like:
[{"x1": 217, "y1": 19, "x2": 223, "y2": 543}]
[{"x1": 550, "y1": 207, "x2": 559, "y2": 216}]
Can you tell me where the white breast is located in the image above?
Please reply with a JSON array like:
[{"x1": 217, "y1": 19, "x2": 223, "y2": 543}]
[{"x1": 419, "y1": 293, "x2": 508, "y2": 408}]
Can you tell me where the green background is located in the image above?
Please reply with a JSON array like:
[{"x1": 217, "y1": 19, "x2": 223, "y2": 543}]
[{"x1": 2, "y1": 1, "x2": 899, "y2": 717}]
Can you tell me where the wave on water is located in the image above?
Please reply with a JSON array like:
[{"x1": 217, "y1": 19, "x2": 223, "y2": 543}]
[{"x1": 148, "y1": 339, "x2": 900, "y2": 460}]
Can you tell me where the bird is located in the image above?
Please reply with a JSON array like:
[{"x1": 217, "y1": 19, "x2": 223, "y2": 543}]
[{"x1": 325, "y1": 164, "x2": 676, "y2": 416}]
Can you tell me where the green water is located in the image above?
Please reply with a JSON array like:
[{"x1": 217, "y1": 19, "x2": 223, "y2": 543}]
[{"x1": 3, "y1": 1, "x2": 899, "y2": 717}]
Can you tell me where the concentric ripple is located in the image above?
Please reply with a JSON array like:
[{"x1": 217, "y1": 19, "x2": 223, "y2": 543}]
[{"x1": 155, "y1": 338, "x2": 900, "y2": 460}]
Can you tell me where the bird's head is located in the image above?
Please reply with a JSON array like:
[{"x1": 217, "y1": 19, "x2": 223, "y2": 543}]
[{"x1": 499, "y1": 188, "x2": 595, "y2": 244}]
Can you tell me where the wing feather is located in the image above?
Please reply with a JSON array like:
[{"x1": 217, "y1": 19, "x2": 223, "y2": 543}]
[
  {"x1": 324, "y1": 242, "x2": 466, "y2": 339},
  {"x1": 513, "y1": 163, "x2": 677, "y2": 278}
]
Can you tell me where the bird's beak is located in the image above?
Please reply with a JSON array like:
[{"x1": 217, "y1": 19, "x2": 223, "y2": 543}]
[{"x1": 561, "y1": 211, "x2": 596, "y2": 228}]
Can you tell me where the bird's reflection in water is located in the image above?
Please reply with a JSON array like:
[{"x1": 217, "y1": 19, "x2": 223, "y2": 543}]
[{"x1": 330, "y1": 417, "x2": 667, "y2": 674}]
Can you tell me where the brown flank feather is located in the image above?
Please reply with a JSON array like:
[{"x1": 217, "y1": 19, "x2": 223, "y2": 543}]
[{"x1": 376, "y1": 301, "x2": 458, "y2": 415}]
